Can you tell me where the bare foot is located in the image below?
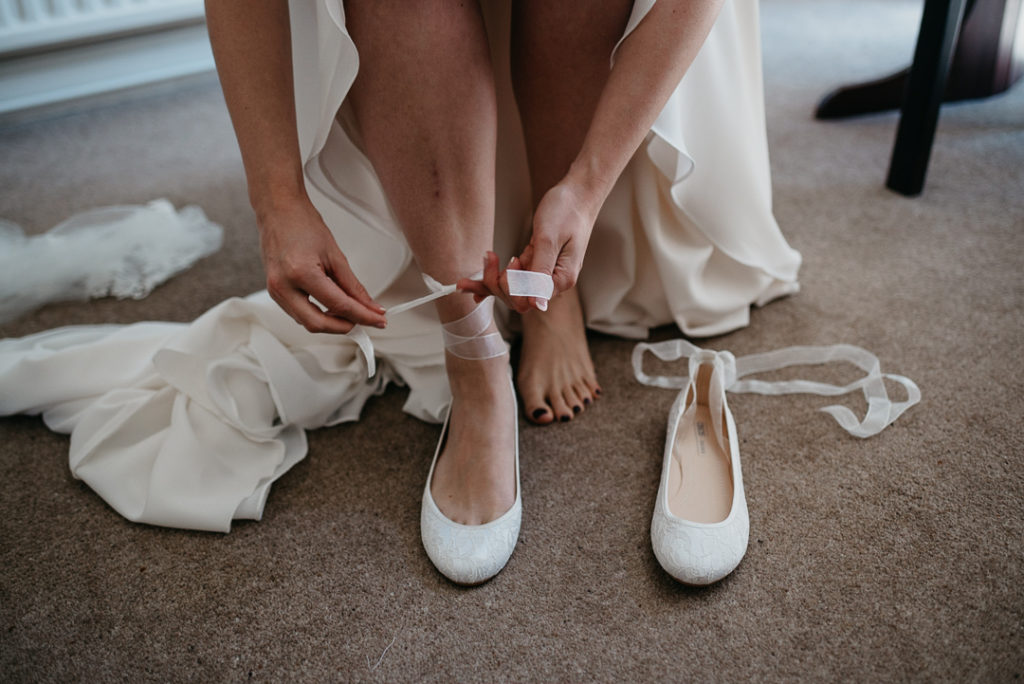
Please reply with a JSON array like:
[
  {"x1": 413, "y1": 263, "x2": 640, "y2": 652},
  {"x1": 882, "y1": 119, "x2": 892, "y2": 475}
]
[
  {"x1": 430, "y1": 343, "x2": 517, "y2": 525},
  {"x1": 518, "y1": 286, "x2": 601, "y2": 424}
]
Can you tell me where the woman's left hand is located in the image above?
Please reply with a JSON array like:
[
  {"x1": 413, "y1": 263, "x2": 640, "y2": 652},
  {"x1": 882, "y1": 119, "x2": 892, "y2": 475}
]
[{"x1": 458, "y1": 181, "x2": 599, "y2": 313}]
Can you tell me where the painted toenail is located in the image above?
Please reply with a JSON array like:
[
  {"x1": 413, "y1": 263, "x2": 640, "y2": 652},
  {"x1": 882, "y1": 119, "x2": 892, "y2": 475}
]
[
  {"x1": 595, "y1": 388, "x2": 603, "y2": 396},
  {"x1": 532, "y1": 408, "x2": 548, "y2": 420},
  {"x1": 560, "y1": 415, "x2": 570, "y2": 422},
  {"x1": 573, "y1": 405, "x2": 581, "y2": 414},
  {"x1": 583, "y1": 398, "x2": 591, "y2": 406}
]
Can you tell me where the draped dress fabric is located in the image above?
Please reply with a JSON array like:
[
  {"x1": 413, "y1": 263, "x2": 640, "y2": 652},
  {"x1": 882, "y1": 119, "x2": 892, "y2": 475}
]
[{"x1": 0, "y1": 0, "x2": 801, "y2": 532}]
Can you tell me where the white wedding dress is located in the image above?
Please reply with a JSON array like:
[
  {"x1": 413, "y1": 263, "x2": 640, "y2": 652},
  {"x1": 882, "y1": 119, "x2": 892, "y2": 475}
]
[{"x1": 0, "y1": 0, "x2": 801, "y2": 532}]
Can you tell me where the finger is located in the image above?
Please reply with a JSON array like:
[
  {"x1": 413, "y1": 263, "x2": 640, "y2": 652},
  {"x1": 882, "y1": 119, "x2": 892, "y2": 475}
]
[
  {"x1": 327, "y1": 250, "x2": 385, "y2": 314},
  {"x1": 457, "y1": 277, "x2": 491, "y2": 299},
  {"x1": 523, "y1": 235, "x2": 559, "y2": 282},
  {"x1": 279, "y1": 289, "x2": 357, "y2": 334},
  {"x1": 515, "y1": 244, "x2": 556, "y2": 312},
  {"x1": 550, "y1": 247, "x2": 583, "y2": 295},
  {"x1": 503, "y1": 254, "x2": 541, "y2": 314},
  {"x1": 482, "y1": 251, "x2": 518, "y2": 310},
  {"x1": 517, "y1": 244, "x2": 535, "y2": 271},
  {"x1": 505, "y1": 256, "x2": 533, "y2": 313},
  {"x1": 482, "y1": 251, "x2": 501, "y2": 294},
  {"x1": 301, "y1": 271, "x2": 387, "y2": 328},
  {"x1": 496, "y1": 257, "x2": 533, "y2": 313}
]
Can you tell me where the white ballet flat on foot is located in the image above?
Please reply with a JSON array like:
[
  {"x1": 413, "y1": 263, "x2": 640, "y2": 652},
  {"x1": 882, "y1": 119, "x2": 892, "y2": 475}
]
[
  {"x1": 420, "y1": 385, "x2": 521, "y2": 585},
  {"x1": 344, "y1": 269, "x2": 550, "y2": 585},
  {"x1": 419, "y1": 293, "x2": 522, "y2": 585}
]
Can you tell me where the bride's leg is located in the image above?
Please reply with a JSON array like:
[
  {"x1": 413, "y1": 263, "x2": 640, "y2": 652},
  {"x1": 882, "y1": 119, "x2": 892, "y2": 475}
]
[
  {"x1": 345, "y1": 0, "x2": 513, "y2": 524},
  {"x1": 510, "y1": 0, "x2": 633, "y2": 424}
]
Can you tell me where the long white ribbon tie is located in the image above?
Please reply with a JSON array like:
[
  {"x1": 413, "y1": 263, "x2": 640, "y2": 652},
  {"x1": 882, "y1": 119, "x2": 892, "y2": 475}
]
[
  {"x1": 632, "y1": 339, "x2": 921, "y2": 439},
  {"x1": 345, "y1": 268, "x2": 554, "y2": 376}
]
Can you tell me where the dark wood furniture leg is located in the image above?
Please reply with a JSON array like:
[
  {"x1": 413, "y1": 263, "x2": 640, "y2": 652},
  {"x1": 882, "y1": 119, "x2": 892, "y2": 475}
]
[
  {"x1": 886, "y1": 0, "x2": 969, "y2": 196},
  {"x1": 816, "y1": 0, "x2": 1024, "y2": 119}
]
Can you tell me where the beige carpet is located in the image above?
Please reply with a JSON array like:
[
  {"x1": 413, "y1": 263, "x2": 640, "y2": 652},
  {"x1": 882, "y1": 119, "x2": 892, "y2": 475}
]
[{"x1": 2, "y1": 0, "x2": 1022, "y2": 680}]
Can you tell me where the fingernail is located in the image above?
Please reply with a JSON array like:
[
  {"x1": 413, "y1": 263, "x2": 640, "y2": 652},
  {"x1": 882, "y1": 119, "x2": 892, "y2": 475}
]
[
  {"x1": 375, "y1": 321, "x2": 387, "y2": 329},
  {"x1": 532, "y1": 408, "x2": 548, "y2": 420},
  {"x1": 537, "y1": 299, "x2": 548, "y2": 312},
  {"x1": 559, "y1": 415, "x2": 570, "y2": 423},
  {"x1": 507, "y1": 257, "x2": 516, "y2": 268},
  {"x1": 572, "y1": 405, "x2": 581, "y2": 414}
]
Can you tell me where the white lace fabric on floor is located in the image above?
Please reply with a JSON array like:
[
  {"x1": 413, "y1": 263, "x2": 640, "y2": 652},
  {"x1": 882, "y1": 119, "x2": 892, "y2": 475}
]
[
  {"x1": 0, "y1": 200, "x2": 223, "y2": 324},
  {"x1": 633, "y1": 339, "x2": 921, "y2": 438}
]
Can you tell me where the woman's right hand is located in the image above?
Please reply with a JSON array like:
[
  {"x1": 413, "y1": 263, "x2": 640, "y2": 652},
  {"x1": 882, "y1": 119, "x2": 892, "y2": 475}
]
[{"x1": 257, "y1": 197, "x2": 386, "y2": 334}]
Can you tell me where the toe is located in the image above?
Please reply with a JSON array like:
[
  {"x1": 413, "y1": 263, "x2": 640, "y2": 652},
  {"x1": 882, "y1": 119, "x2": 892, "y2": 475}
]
[
  {"x1": 520, "y1": 383, "x2": 555, "y2": 424},
  {"x1": 530, "y1": 405, "x2": 555, "y2": 425},
  {"x1": 572, "y1": 379, "x2": 595, "y2": 407},
  {"x1": 548, "y1": 391, "x2": 575, "y2": 423},
  {"x1": 562, "y1": 386, "x2": 584, "y2": 416}
]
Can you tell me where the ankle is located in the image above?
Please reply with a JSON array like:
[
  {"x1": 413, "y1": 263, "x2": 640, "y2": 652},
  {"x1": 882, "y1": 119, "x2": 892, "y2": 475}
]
[
  {"x1": 523, "y1": 286, "x2": 583, "y2": 326},
  {"x1": 446, "y1": 350, "x2": 509, "y2": 386},
  {"x1": 435, "y1": 290, "x2": 485, "y2": 324}
]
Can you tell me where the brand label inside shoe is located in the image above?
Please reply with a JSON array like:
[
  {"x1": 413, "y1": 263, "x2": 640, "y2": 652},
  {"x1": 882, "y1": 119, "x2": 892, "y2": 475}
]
[{"x1": 696, "y1": 421, "x2": 708, "y2": 456}]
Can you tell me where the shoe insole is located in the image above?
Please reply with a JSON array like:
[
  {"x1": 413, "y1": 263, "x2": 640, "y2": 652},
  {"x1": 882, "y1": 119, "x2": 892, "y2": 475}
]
[{"x1": 667, "y1": 373, "x2": 733, "y2": 524}]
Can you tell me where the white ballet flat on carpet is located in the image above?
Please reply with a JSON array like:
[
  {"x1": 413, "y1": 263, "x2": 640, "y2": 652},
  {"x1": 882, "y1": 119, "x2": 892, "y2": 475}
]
[
  {"x1": 420, "y1": 375, "x2": 521, "y2": 586},
  {"x1": 649, "y1": 350, "x2": 748, "y2": 585},
  {"x1": 634, "y1": 339, "x2": 922, "y2": 585}
]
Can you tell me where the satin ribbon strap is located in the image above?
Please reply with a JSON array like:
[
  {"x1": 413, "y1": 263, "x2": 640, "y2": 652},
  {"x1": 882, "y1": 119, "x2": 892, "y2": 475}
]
[
  {"x1": 506, "y1": 269, "x2": 554, "y2": 300},
  {"x1": 347, "y1": 269, "x2": 515, "y2": 375},
  {"x1": 632, "y1": 339, "x2": 921, "y2": 439},
  {"x1": 631, "y1": 338, "x2": 705, "y2": 389},
  {"x1": 345, "y1": 272, "x2": 466, "y2": 377},
  {"x1": 441, "y1": 297, "x2": 508, "y2": 360}
]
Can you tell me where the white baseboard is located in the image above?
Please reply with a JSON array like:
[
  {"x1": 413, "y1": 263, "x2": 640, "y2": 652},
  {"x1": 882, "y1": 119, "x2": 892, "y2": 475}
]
[{"x1": 0, "y1": 22, "x2": 214, "y2": 119}]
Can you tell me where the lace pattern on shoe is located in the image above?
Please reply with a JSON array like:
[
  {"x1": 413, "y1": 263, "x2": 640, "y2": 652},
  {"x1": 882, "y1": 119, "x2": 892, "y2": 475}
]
[{"x1": 632, "y1": 339, "x2": 921, "y2": 438}]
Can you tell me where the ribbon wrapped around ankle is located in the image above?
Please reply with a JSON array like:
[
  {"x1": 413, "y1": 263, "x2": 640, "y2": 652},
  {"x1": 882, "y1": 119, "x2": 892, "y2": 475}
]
[
  {"x1": 632, "y1": 339, "x2": 921, "y2": 438},
  {"x1": 345, "y1": 269, "x2": 554, "y2": 377}
]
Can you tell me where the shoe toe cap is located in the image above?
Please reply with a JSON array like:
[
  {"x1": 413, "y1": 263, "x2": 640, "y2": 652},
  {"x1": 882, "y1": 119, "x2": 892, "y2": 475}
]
[
  {"x1": 421, "y1": 501, "x2": 521, "y2": 585},
  {"x1": 651, "y1": 508, "x2": 749, "y2": 586}
]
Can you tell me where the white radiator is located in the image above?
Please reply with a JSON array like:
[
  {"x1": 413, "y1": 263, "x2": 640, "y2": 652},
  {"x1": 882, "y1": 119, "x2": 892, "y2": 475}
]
[
  {"x1": 0, "y1": 0, "x2": 213, "y2": 119},
  {"x1": 0, "y1": 0, "x2": 205, "y2": 57}
]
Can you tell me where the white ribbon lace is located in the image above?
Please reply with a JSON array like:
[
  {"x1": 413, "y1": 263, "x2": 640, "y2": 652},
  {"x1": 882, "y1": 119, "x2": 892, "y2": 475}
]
[
  {"x1": 346, "y1": 269, "x2": 554, "y2": 376},
  {"x1": 632, "y1": 339, "x2": 921, "y2": 439},
  {"x1": 439, "y1": 297, "x2": 507, "y2": 360},
  {"x1": 506, "y1": 269, "x2": 554, "y2": 299}
]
